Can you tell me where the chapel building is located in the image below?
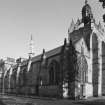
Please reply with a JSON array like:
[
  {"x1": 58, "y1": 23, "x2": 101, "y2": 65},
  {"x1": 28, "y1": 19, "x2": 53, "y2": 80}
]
[{"x1": 0, "y1": 0, "x2": 105, "y2": 99}]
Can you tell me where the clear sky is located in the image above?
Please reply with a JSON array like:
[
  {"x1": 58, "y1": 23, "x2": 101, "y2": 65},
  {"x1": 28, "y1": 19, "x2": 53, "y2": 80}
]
[{"x1": 0, "y1": 0, "x2": 104, "y2": 59}]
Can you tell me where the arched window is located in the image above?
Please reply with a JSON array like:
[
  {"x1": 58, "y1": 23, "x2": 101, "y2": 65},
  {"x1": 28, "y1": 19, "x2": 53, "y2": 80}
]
[
  {"x1": 77, "y1": 52, "x2": 88, "y2": 83},
  {"x1": 49, "y1": 65, "x2": 54, "y2": 85},
  {"x1": 49, "y1": 60, "x2": 60, "y2": 85}
]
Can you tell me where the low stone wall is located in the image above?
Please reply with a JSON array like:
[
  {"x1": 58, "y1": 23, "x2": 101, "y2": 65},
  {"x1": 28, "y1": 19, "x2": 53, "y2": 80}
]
[{"x1": 39, "y1": 85, "x2": 59, "y2": 97}]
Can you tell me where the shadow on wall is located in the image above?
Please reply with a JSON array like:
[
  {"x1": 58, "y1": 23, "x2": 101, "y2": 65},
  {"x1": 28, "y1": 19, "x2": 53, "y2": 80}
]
[
  {"x1": 25, "y1": 103, "x2": 34, "y2": 105},
  {"x1": 0, "y1": 99, "x2": 5, "y2": 105},
  {"x1": 73, "y1": 99, "x2": 105, "y2": 105}
]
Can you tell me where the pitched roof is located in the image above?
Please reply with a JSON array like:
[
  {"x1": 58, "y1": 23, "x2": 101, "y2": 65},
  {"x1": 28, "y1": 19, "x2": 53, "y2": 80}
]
[{"x1": 31, "y1": 46, "x2": 62, "y2": 63}]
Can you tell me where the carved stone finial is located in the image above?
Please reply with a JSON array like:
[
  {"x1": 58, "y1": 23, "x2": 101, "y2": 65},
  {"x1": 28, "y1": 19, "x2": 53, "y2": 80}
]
[
  {"x1": 68, "y1": 19, "x2": 75, "y2": 34},
  {"x1": 64, "y1": 38, "x2": 67, "y2": 45},
  {"x1": 42, "y1": 49, "x2": 46, "y2": 60}
]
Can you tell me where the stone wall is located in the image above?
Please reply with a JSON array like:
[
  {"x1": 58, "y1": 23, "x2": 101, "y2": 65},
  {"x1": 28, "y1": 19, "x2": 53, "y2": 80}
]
[
  {"x1": 92, "y1": 34, "x2": 99, "y2": 97},
  {"x1": 102, "y1": 42, "x2": 105, "y2": 95}
]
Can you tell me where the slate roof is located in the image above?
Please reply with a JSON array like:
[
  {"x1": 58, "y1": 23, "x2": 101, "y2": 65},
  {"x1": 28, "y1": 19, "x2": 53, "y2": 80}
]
[
  {"x1": 32, "y1": 46, "x2": 62, "y2": 63},
  {"x1": 16, "y1": 46, "x2": 62, "y2": 67}
]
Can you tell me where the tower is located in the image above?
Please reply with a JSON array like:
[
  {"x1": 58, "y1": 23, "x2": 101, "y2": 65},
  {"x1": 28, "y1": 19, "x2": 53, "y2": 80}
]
[
  {"x1": 82, "y1": 0, "x2": 93, "y2": 26},
  {"x1": 28, "y1": 34, "x2": 34, "y2": 58}
]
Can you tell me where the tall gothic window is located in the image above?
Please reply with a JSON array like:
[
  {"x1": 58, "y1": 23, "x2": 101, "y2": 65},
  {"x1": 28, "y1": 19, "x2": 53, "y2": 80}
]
[
  {"x1": 49, "y1": 60, "x2": 60, "y2": 85},
  {"x1": 77, "y1": 48, "x2": 88, "y2": 83}
]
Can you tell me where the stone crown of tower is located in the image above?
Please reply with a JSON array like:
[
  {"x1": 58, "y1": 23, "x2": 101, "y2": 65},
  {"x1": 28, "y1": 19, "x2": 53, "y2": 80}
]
[{"x1": 82, "y1": 0, "x2": 93, "y2": 25}]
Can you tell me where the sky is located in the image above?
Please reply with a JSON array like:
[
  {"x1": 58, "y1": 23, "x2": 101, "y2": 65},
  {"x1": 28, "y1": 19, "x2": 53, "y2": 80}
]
[{"x1": 0, "y1": 0, "x2": 104, "y2": 59}]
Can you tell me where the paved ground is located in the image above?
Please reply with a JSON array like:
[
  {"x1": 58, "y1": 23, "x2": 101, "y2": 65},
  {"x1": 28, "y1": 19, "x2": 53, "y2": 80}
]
[{"x1": 0, "y1": 95, "x2": 105, "y2": 105}]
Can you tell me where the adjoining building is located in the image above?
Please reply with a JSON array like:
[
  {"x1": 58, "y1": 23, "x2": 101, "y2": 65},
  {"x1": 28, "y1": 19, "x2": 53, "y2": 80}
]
[{"x1": 0, "y1": 0, "x2": 105, "y2": 99}]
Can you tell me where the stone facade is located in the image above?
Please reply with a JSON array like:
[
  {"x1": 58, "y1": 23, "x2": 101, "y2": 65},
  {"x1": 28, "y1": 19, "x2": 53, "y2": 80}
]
[{"x1": 0, "y1": 1, "x2": 105, "y2": 99}]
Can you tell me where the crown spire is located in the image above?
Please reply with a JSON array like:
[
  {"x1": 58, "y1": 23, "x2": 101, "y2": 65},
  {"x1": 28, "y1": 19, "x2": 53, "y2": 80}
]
[
  {"x1": 82, "y1": 0, "x2": 93, "y2": 26},
  {"x1": 85, "y1": 0, "x2": 88, "y2": 5}
]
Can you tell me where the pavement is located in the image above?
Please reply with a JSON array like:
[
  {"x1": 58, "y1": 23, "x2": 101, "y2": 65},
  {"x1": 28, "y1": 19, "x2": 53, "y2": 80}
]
[{"x1": 0, "y1": 95, "x2": 105, "y2": 105}]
